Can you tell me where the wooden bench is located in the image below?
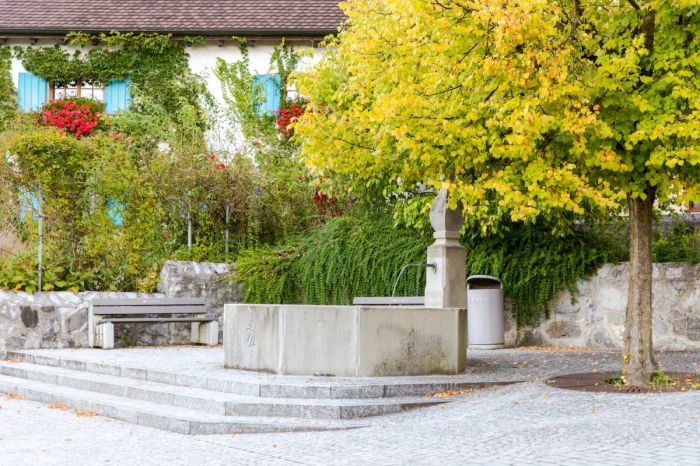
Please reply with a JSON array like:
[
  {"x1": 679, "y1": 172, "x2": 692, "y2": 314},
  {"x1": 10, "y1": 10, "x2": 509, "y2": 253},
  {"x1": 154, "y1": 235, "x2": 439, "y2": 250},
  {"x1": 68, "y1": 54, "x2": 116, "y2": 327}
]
[{"x1": 88, "y1": 298, "x2": 219, "y2": 349}]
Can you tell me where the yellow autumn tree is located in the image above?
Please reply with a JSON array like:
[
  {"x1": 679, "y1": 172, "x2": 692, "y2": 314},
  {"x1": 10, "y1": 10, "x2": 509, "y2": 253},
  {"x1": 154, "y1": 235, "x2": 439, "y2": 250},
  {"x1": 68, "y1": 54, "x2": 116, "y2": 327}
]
[{"x1": 295, "y1": 0, "x2": 700, "y2": 385}]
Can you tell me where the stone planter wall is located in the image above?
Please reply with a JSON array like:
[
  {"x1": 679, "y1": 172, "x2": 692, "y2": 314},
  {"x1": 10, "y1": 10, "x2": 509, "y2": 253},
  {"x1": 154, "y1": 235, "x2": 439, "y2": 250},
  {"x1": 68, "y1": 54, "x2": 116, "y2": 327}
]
[
  {"x1": 504, "y1": 262, "x2": 700, "y2": 350},
  {"x1": 0, "y1": 261, "x2": 241, "y2": 350},
  {"x1": 1, "y1": 260, "x2": 697, "y2": 351}
]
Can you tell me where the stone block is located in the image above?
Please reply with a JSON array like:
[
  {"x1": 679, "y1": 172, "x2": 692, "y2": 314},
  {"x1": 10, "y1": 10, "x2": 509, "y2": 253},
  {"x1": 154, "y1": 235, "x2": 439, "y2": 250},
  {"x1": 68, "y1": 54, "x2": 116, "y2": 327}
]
[
  {"x1": 687, "y1": 317, "x2": 700, "y2": 341},
  {"x1": 357, "y1": 306, "x2": 467, "y2": 376},
  {"x1": 546, "y1": 320, "x2": 582, "y2": 339},
  {"x1": 20, "y1": 306, "x2": 38, "y2": 328},
  {"x1": 224, "y1": 304, "x2": 467, "y2": 376}
]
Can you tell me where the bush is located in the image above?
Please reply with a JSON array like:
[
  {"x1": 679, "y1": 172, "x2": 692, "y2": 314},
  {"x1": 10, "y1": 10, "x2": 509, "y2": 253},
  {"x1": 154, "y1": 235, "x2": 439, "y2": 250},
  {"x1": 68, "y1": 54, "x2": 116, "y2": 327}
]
[
  {"x1": 653, "y1": 221, "x2": 700, "y2": 263},
  {"x1": 236, "y1": 212, "x2": 431, "y2": 304},
  {"x1": 236, "y1": 214, "x2": 626, "y2": 327}
]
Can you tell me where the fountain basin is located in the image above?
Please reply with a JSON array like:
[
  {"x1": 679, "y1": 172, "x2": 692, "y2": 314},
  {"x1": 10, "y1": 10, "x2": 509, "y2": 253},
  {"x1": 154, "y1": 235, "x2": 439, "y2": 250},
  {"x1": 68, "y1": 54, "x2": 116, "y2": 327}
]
[{"x1": 224, "y1": 304, "x2": 467, "y2": 377}]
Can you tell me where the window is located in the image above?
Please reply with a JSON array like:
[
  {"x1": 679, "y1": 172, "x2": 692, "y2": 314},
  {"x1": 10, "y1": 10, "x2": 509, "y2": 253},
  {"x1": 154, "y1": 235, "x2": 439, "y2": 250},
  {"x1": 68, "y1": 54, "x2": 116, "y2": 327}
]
[
  {"x1": 18, "y1": 73, "x2": 131, "y2": 113},
  {"x1": 50, "y1": 79, "x2": 104, "y2": 101}
]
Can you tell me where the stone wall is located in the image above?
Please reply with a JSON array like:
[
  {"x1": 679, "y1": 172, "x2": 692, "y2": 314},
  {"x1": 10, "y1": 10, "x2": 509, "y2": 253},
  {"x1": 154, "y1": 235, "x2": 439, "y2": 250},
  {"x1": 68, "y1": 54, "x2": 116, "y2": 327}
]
[
  {"x1": 0, "y1": 261, "x2": 241, "y2": 351},
  {"x1": 1, "y1": 260, "x2": 697, "y2": 351},
  {"x1": 158, "y1": 260, "x2": 243, "y2": 343},
  {"x1": 0, "y1": 291, "x2": 163, "y2": 351},
  {"x1": 504, "y1": 262, "x2": 700, "y2": 350}
]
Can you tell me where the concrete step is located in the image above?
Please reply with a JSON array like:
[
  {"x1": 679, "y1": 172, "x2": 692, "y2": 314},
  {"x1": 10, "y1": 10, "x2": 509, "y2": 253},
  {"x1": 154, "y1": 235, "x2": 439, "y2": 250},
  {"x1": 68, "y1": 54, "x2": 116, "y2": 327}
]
[
  {"x1": 0, "y1": 361, "x2": 447, "y2": 420},
  {"x1": 6, "y1": 350, "x2": 504, "y2": 399},
  {"x1": 0, "y1": 373, "x2": 367, "y2": 435}
]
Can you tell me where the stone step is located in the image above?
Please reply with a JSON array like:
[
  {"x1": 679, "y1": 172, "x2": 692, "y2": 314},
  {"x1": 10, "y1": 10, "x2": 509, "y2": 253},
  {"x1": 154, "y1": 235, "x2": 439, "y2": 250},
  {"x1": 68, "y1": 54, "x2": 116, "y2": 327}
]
[
  {"x1": 0, "y1": 373, "x2": 367, "y2": 435},
  {"x1": 6, "y1": 350, "x2": 504, "y2": 399},
  {"x1": 0, "y1": 361, "x2": 447, "y2": 420}
]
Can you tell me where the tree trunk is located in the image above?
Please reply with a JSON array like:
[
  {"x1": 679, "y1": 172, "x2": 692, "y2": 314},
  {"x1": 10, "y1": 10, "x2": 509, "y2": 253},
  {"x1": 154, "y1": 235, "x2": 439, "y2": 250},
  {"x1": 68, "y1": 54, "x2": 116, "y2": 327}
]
[{"x1": 622, "y1": 186, "x2": 657, "y2": 386}]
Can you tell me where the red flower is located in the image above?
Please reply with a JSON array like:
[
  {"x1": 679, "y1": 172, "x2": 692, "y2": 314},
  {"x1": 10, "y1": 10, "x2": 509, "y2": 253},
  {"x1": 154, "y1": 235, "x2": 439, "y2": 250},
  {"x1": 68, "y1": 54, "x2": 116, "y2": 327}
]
[
  {"x1": 216, "y1": 163, "x2": 225, "y2": 170},
  {"x1": 36, "y1": 98, "x2": 105, "y2": 138},
  {"x1": 275, "y1": 98, "x2": 307, "y2": 138}
]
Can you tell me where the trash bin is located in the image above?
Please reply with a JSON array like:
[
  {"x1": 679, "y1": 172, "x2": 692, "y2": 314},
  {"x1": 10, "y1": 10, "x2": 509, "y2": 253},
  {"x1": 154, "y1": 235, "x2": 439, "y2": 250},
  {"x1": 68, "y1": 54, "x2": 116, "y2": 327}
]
[{"x1": 467, "y1": 275, "x2": 505, "y2": 349}]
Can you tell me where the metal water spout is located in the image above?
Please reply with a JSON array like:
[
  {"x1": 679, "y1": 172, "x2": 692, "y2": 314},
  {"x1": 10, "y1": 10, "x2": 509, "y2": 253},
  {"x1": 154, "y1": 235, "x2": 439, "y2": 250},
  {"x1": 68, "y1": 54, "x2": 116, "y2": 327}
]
[{"x1": 391, "y1": 262, "x2": 436, "y2": 298}]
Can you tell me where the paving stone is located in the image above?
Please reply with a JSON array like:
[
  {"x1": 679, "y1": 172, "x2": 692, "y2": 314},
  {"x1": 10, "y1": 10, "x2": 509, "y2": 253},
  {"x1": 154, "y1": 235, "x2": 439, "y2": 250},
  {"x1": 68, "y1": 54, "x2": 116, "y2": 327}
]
[{"x1": 0, "y1": 347, "x2": 698, "y2": 465}]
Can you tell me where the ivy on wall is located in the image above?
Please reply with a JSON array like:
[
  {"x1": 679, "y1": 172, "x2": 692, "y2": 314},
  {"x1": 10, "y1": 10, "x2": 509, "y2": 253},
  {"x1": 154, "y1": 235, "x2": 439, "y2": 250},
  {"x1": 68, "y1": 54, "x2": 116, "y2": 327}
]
[
  {"x1": 236, "y1": 214, "x2": 630, "y2": 328},
  {"x1": 0, "y1": 46, "x2": 15, "y2": 131},
  {"x1": 14, "y1": 33, "x2": 210, "y2": 132}
]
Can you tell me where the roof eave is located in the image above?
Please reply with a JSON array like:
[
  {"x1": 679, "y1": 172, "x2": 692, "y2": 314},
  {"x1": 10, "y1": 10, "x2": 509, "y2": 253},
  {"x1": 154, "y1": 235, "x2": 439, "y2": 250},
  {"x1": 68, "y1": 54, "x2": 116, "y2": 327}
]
[{"x1": 0, "y1": 28, "x2": 339, "y2": 38}]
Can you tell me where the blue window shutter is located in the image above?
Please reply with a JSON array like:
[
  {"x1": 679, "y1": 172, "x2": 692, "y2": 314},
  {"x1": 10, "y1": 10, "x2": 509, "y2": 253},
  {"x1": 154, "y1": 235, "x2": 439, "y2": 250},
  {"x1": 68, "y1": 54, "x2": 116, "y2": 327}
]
[
  {"x1": 253, "y1": 74, "x2": 281, "y2": 114},
  {"x1": 17, "y1": 72, "x2": 47, "y2": 112},
  {"x1": 104, "y1": 79, "x2": 131, "y2": 114},
  {"x1": 106, "y1": 199, "x2": 125, "y2": 226}
]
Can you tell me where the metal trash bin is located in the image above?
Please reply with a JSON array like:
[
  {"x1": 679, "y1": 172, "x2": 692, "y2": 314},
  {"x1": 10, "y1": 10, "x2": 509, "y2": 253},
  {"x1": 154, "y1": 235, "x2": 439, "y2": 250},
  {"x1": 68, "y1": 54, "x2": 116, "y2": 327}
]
[{"x1": 467, "y1": 275, "x2": 505, "y2": 349}]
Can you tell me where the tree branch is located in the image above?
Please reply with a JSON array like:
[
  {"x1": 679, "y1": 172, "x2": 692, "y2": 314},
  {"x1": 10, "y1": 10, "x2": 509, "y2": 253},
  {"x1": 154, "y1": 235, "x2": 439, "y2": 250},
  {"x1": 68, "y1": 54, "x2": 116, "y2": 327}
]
[{"x1": 626, "y1": 0, "x2": 641, "y2": 11}]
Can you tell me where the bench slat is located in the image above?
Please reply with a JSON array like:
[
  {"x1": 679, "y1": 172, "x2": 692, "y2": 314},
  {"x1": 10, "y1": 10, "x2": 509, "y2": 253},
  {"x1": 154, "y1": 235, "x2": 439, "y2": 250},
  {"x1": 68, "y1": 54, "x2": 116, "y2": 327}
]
[
  {"x1": 92, "y1": 306, "x2": 206, "y2": 316},
  {"x1": 352, "y1": 296, "x2": 425, "y2": 306},
  {"x1": 92, "y1": 298, "x2": 206, "y2": 306},
  {"x1": 98, "y1": 317, "x2": 213, "y2": 324}
]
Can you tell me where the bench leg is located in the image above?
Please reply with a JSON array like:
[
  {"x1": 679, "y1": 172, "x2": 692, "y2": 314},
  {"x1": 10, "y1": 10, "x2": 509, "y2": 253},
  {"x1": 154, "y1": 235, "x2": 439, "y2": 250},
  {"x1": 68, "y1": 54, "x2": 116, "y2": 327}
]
[
  {"x1": 192, "y1": 321, "x2": 218, "y2": 346},
  {"x1": 88, "y1": 310, "x2": 96, "y2": 347},
  {"x1": 102, "y1": 323, "x2": 115, "y2": 350},
  {"x1": 190, "y1": 322, "x2": 201, "y2": 345}
]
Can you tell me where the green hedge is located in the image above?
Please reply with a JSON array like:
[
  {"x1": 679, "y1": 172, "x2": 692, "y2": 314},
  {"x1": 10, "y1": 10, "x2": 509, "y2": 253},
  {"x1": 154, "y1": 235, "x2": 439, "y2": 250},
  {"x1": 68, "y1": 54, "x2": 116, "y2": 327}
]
[{"x1": 235, "y1": 214, "x2": 632, "y2": 326}]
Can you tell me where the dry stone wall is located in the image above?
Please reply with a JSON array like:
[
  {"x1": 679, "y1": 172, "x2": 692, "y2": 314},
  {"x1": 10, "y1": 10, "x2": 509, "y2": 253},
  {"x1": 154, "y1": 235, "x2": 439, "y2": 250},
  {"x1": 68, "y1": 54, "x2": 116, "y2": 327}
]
[
  {"x1": 505, "y1": 262, "x2": 700, "y2": 350},
  {"x1": 0, "y1": 261, "x2": 697, "y2": 351},
  {"x1": 0, "y1": 261, "x2": 241, "y2": 350}
]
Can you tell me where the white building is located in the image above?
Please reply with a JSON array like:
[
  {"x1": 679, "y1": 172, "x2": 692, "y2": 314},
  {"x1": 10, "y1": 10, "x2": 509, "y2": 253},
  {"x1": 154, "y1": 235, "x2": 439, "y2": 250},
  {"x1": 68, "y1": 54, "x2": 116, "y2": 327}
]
[{"x1": 0, "y1": 0, "x2": 343, "y2": 128}]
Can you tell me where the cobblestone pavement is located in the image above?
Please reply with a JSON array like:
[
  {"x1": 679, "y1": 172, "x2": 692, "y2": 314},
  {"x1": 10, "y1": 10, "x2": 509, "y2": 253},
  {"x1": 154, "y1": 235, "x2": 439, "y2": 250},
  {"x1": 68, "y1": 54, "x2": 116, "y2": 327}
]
[
  {"x1": 22, "y1": 346, "x2": 700, "y2": 384},
  {"x1": 1, "y1": 350, "x2": 699, "y2": 466}
]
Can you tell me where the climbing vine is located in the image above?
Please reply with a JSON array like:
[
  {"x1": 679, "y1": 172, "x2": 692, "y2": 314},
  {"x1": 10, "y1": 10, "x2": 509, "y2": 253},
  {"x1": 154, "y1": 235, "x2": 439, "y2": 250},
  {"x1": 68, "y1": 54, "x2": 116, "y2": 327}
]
[
  {"x1": 236, "y1": 214, "x2": 628, "y2": 328},
  {"x1": 236, "y1": 212, "x2": 431, "y2": 304},
  {"x1": 0, "y1": 46, "x2": 15, "y2": 131},
  {"x1": 14, "y1": 32, "x2": 210, "y2": 132}
]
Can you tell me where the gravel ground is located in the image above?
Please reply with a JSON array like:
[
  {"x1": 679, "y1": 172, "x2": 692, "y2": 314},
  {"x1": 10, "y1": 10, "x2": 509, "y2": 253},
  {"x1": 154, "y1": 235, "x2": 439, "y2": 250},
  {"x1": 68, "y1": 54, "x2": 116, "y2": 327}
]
[{"x1": 0, "y1": 348, "x2": 698, "y2": 465}]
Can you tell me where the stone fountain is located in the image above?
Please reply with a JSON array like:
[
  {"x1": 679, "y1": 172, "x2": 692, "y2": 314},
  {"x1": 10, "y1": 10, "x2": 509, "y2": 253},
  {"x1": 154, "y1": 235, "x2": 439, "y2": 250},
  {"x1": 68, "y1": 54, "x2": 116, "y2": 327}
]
[{"x1": 223, "y1": 190, "x2": 468, "y2": 376}]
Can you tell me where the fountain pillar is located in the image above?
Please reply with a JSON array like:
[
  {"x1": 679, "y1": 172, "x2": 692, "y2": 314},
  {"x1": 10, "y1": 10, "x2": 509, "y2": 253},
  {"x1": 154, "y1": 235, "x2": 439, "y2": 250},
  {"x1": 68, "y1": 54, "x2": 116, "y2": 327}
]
[{"x1": 424, "y1": 189, "x2": 468, "y2": 308}]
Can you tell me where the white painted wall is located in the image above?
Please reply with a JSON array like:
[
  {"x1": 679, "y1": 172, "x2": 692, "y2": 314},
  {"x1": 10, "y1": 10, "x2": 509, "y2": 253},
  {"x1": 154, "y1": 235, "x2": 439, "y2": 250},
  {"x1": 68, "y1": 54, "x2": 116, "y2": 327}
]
[{"x1": 7, "y1": 39, "x2": 324, "y2": 154}]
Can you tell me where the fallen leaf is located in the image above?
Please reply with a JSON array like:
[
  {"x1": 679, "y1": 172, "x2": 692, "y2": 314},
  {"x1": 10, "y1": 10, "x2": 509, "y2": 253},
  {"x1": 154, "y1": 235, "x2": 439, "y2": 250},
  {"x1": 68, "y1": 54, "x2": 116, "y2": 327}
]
[
  {"x1": 48, "y1": 403, "x2": 68, "y2": 411},
  {"x1": 75, "y1": 410, "x2": 97, "y2": 417},
  {"x1": 425, "y1": 388, "x2": 479, "y2": 398},
  {"x1": 3, "y1": 393, "x2": 23, "y2": 401}
]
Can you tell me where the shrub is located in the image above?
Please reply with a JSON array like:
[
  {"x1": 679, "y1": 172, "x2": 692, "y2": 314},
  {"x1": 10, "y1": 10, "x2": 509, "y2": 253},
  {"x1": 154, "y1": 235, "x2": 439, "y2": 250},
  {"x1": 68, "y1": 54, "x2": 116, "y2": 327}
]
[
  {"x1": 236, "y1": 214, "x2": 625, "y2": 327},
  {"x1": 653, "y1": 222, "x2": 700, "y2": 264}
]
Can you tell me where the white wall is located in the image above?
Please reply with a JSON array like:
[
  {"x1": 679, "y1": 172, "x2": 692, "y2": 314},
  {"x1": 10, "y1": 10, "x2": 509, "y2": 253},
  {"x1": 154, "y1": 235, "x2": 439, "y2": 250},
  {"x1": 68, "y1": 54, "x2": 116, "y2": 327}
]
[
  {"x1": 7, "y1": 39, "x2": 325, "y2": 154},
  {"x1": 186, "y1": 41, "x2": 324, "y2": 154}
]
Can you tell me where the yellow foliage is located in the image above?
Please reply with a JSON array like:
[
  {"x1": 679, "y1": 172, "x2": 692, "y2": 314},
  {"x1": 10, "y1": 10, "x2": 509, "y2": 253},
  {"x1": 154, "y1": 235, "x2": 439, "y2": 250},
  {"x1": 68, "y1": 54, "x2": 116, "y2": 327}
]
[{"x1": 294, "y1": 0, "x2": 700, "y2": 228}]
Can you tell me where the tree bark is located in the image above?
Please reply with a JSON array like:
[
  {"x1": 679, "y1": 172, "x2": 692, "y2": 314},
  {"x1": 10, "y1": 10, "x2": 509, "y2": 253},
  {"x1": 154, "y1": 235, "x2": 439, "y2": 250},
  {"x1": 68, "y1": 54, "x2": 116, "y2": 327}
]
[{"x1": 622, "y1": 186, "x2": 657, "y2": 386}]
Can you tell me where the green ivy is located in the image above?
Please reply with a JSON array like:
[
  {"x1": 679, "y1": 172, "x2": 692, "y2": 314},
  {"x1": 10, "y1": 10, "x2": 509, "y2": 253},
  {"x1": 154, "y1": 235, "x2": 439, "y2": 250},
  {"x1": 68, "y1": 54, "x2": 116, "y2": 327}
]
[
  {"x1": 236, "y1": 214, "x2": 629, "y2": 328},
  {"x1": 653, "y1": 221, "x2": 700, "y2": 264},
  {"x1": 0, "y1": 46, "x2": 15, "y2": 131},
  {"x1": 236, "y1": 212, "x2": 432, "y2": 305},
  {"x1": 464, "y1": 222, "x2": 626, "y2": 326},
  {"x1": 14, "y1": 32, "x2": 210, "y2": 133}
]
